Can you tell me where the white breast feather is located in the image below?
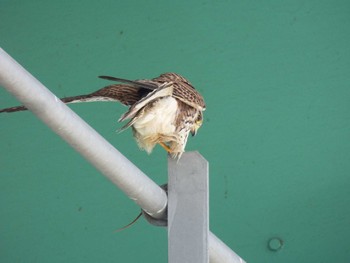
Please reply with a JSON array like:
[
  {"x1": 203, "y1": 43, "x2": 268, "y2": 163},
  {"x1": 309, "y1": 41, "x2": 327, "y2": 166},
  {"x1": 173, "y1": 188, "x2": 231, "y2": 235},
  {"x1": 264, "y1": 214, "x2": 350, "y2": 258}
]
[{"x1": 132, "y1": 96, "x2": 178, "y2": 152}]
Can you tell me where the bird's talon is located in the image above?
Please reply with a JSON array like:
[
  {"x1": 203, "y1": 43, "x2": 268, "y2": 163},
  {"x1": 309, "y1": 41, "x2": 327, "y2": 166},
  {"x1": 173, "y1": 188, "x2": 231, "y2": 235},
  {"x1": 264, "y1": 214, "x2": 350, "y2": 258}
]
[{"x1": 159, "y1": 142, "x2": 171, "y2": 153}]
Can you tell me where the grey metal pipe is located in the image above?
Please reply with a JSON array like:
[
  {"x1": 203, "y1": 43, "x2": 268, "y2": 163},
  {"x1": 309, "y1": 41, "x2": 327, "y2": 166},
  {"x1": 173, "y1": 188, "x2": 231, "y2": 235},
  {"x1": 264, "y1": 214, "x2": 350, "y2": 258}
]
[
  {"x1": 0, "y1": 48, "x2": 167, "y2": 219},
  {"x1": 0, "y1": 48, "x2": 245, "y2": 263}
]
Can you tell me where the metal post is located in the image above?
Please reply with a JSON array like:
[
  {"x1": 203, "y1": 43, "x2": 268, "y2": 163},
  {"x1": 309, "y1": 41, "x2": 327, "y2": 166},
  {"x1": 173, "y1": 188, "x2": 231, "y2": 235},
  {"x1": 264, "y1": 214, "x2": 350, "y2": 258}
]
[
  {"x1": 0, "y1": 48, "x2": 246, "y2": 263},
  {"x1": 209, "y1": 232, "x2": 245, "y2": 263},
  {"x1": 168, "y1": 152, "x2": 209, "y2": 263}
]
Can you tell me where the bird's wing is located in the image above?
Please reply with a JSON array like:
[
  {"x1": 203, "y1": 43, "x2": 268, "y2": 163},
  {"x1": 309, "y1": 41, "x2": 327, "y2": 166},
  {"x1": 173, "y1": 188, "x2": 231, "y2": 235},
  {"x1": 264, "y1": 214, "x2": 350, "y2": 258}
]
[
  {"x1": 172, "y1": 91, "x2": 205, "y2": 111},
  {"x1": 0, "y1": 76, "x2": 158, "y2": 113},
  {"x1": 151, "y1": 73, "x2": 206, "y2": 111},
  {"x1": 118, "y1": 83, "x2": 174, "y2": 131},
  {"x1": 94, "y1": 76, "x2": 163, "y2": 106},
  {"x1": 88, "y1": 84, "x2": 146, "y2": 106},
  {"x1": 98, "y1": 76, "x2": 158, "y2": 90}
]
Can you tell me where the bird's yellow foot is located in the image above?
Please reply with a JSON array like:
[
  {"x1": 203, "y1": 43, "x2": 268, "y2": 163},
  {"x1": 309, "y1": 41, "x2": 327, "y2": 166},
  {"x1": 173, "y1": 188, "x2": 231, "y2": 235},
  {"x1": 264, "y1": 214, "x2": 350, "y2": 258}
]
[{"x1": 159, "y1": 142, "x2": 171, "y2": 153}]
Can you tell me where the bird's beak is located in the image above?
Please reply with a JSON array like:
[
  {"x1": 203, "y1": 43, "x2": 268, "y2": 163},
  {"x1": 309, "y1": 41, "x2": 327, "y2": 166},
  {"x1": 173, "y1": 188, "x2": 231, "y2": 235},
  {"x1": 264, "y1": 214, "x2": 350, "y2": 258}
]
[
  {"x1": 191, "y1": 119, "x2": 202, "y2": 137},
  {"x1": 191, "y1": 129, "x2": 197, "y2": 137}
]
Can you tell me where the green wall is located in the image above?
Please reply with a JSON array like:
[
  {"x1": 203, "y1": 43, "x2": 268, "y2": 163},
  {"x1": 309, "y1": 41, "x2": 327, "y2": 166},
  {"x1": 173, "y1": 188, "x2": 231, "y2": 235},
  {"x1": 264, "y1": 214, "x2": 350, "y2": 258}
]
[{"x1": 1, "y1": 1, "x2": 349, "y2": 262}]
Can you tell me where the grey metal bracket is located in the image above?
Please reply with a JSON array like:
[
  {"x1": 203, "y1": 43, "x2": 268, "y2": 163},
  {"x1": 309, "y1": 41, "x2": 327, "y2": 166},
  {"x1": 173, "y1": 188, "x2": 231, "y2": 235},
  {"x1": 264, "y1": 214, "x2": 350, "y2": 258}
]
[
  {"x1": 168, "y1": 151, "x2": 209, "y2": 263},
  {"x1": 142, "y1": 184, "x2": 168, "y2": 227}
]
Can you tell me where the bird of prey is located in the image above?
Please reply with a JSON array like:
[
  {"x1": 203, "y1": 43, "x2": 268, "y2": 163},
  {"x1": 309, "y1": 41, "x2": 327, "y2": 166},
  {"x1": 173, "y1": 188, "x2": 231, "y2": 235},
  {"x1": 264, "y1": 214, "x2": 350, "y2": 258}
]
[{"x1": 0, "y1": 73, "x2": 206, "y2": 158}]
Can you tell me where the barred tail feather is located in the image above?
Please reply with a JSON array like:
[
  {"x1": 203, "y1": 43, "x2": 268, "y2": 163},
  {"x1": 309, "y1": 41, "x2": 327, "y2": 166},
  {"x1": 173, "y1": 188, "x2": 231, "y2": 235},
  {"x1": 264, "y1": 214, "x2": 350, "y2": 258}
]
[
  {"x1": 0, "y1": 95, "x2": 118, "y2": 113},
  {"x1": 0, "y1": 105, "x2": 28, "y2": 113}
]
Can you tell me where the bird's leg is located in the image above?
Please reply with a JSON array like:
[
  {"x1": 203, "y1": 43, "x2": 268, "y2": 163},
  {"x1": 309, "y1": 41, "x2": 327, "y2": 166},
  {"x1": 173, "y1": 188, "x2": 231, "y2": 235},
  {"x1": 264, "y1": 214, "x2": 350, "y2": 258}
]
[{"x1": 159, "y1": 142, "x2": 171, "y2": 153}]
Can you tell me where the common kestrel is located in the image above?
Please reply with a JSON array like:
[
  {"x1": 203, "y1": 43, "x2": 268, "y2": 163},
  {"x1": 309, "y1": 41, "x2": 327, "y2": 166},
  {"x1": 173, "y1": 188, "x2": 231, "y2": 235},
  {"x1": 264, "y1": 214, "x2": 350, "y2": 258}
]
[{"x1": 1, "y1": 73, "x2": 206, "y2": 158}]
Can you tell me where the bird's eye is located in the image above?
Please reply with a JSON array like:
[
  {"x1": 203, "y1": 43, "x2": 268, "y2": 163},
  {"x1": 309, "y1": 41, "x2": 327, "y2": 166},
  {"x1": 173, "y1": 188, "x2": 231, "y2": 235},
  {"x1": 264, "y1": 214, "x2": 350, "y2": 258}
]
[{"x1": 196, "y1": 119, "x2": 203, "y2": 126}]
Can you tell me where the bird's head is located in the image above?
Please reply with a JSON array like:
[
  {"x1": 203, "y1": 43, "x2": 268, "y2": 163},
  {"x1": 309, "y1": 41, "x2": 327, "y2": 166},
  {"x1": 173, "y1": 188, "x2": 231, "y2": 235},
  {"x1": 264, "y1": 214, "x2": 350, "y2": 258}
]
[{"x1": 191, "y1": 112, "x2": 203, "y2": 137}]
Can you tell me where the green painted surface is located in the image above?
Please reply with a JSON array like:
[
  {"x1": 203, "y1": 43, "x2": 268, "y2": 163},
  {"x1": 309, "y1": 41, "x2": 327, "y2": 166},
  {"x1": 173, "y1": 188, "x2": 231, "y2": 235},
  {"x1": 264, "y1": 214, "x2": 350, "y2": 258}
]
[{"x1": 1, "y1": 1, "x2": 349, "y2": 262}]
